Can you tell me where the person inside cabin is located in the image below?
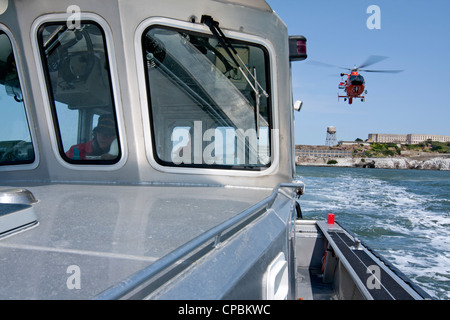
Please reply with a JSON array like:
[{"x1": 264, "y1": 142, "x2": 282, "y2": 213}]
[{"x1": 65, "y1": 114, "x2": 117, "y2": 160}]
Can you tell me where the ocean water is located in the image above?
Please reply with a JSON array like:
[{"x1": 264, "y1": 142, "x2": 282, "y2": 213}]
[{"x1": 295, "y1": 166, "x2": 450, "y2": 300}]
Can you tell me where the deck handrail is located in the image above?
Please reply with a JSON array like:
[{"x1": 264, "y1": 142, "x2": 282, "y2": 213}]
[{"x1": 94, "y1": 182, "x2": 304, "y2": 300}]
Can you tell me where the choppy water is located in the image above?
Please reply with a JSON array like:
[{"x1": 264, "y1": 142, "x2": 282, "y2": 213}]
[{"x1": 295, "y1": 166, "x2": 450, "y2": 300}]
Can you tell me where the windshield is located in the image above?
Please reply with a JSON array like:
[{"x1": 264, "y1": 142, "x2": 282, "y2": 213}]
[
  {"x1": 349, "y1": 75, "x2": 364, "y2": 85},
  {"x1": 142, "y1": 26, "x2": 271, "y2": 169}
]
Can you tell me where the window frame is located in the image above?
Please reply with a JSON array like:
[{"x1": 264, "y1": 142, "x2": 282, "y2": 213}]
[
  {"x1": 0, "y1": 24, "x2": 39, "y2": 171},
  {"x1": 135, "y1": 17, "x2": 279, "y2": 177},
  {"x1": 31, "y1": 13, "x2": 127, "y2": 171}
]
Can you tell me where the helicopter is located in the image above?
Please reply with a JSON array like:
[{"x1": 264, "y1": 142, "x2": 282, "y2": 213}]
[{"x1": 310, "y1": 56, "x2": 403, "y2": 104}]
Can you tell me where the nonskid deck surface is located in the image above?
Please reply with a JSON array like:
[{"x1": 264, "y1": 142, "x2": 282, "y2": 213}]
[{"x1": 328, "y1": 230, "x2": 415, "y2": 300}]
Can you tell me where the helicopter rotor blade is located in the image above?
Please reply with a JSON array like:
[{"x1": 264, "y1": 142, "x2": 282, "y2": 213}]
[
  {"x1": 307, "y1": 60, "x2": 348, "y2": 70},
  {"x1": 357, "y1": 55, "x2": 388, "y2": 69},
  {"x1": 308, "y1": 56, "x2": 403, "y2": 74},
  {"x1": 360, "y1": 69, "x2": 403, "y2": 73}
]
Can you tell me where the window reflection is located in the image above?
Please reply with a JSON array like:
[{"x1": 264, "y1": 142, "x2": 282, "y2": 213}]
[
  {"x1": 0, "y1": 31, "x2": 35, "y2": 165},
  {"x1": 38, "y1": 22, "x2": 120, "y2": 163}
]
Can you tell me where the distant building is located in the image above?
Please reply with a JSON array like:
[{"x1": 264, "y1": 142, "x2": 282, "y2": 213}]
[
  {"x1": 407, "y1": 134, "x2": 450, "y2": 144},
  {"x1": 368, "y1": 133, "x2": 450, "y2": 144},
  {"x1": 367, "y1": 134, "x2": 407, "y2": 144}
]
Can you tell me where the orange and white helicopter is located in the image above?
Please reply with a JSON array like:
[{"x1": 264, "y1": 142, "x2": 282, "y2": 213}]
[{"x1": 311, "y1": 56, "x2": 403, "y2": 104}]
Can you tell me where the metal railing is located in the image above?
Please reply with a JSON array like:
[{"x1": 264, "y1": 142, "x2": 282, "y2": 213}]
[
  {"x1": 296, "y1": 150, "x2": 353, "y2": 158},
  {"x1": 95, "y1": 182, "x2": 305, "y2": 300}
]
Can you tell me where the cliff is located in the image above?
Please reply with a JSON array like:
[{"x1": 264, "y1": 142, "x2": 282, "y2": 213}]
[{"x1": 296, "y1": 142, "x2": 450, "y2": 170}]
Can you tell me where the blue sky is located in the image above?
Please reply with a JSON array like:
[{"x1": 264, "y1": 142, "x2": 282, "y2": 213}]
[{"x1": 266, "y1": 0, "x2": 450, "y2": 145}]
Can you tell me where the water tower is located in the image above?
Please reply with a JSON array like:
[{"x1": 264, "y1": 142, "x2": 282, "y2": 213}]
[{"x1": 325, "y1": 126, "x2": 337, "y2": 146}]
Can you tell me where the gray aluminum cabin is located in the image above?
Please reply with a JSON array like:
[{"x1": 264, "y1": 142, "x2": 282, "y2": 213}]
[{"x1": 0, "y1": 0, "x2": 429, "y2": 300}]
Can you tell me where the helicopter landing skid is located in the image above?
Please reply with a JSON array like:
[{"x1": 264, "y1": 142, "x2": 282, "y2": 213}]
[{"x1": 338, "y1": 94, "x2": 364, "y2": 104}]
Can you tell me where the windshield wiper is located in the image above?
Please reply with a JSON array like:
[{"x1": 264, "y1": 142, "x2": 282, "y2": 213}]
[
  {"x1": 201, "y1": 15, "x2": 268, "y2": 138},
  {"x1": 201, "y1": 15, "x2": 269, "y2": 99}
]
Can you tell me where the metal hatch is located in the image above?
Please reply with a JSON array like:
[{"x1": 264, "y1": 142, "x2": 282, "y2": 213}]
[{"x1": 0, "y1": 188, "x2": 38, "y2": 237}]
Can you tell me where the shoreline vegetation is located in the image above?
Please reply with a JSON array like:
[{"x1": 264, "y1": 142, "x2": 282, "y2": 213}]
[{"x1": 296, "y1": 141, "x2": 450, "y2": 170}]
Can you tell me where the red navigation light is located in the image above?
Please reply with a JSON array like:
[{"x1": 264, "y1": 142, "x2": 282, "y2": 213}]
[
  {"x1": 289, "y1": 35, "x2": 307, "y2": 61},
  {"x1": 328, "y1": 213, "x2": 335, "y2": 225},
  {"x1": 296, "y1": 39, "x2": 306, "y2": 55}
]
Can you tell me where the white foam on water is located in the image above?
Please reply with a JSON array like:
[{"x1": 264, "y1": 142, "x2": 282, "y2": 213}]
[{"x1": 385, "y1": 248, "x2": 450, "y2": 299}]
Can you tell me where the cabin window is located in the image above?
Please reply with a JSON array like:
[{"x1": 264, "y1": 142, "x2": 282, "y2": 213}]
[
  {"x1": 0, "y1": 31, "x2": 35, "y2": 166},
  {"x1": 142, "y1": 26, "x2": 271, "y2": 170},
  {"x1": 38, "y1": 22, "x2": 120, "y2": 164}
]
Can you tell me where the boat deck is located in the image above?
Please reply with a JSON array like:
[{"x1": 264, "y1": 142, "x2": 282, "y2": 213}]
[
  {"x1": 296, "y1": 267, "x2": 335, "y2": 300},
  {"x1": 294, "y1": 220, "x2": 428, "y2": 300}
]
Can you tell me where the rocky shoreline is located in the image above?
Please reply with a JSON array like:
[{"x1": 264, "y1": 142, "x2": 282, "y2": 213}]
[{"x1": 296, "y1": 156, "x2": 450, "y2": 170}]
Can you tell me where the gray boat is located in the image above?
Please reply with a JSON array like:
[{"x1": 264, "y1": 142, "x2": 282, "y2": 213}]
[{"x1": 0, "y1": 0, "x2": 430, "y2": 300}]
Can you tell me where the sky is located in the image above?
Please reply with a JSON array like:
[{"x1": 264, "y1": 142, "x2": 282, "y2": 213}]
[
  {"x1": 2, "y1": 1, "x2": 449, "y2": 149},
  {"x1": 266, "y1": 0, "x2": 450, "y2": 145}
]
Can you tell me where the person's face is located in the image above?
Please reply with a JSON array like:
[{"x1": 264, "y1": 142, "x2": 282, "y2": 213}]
[{"x1": 96, "y1": 132, "x2": 116, "y2": 151}]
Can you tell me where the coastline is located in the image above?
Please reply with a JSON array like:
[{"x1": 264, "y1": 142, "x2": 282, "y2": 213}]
[{"x1": 296, "y1": 156, "x2": 450, "y2": 170}]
